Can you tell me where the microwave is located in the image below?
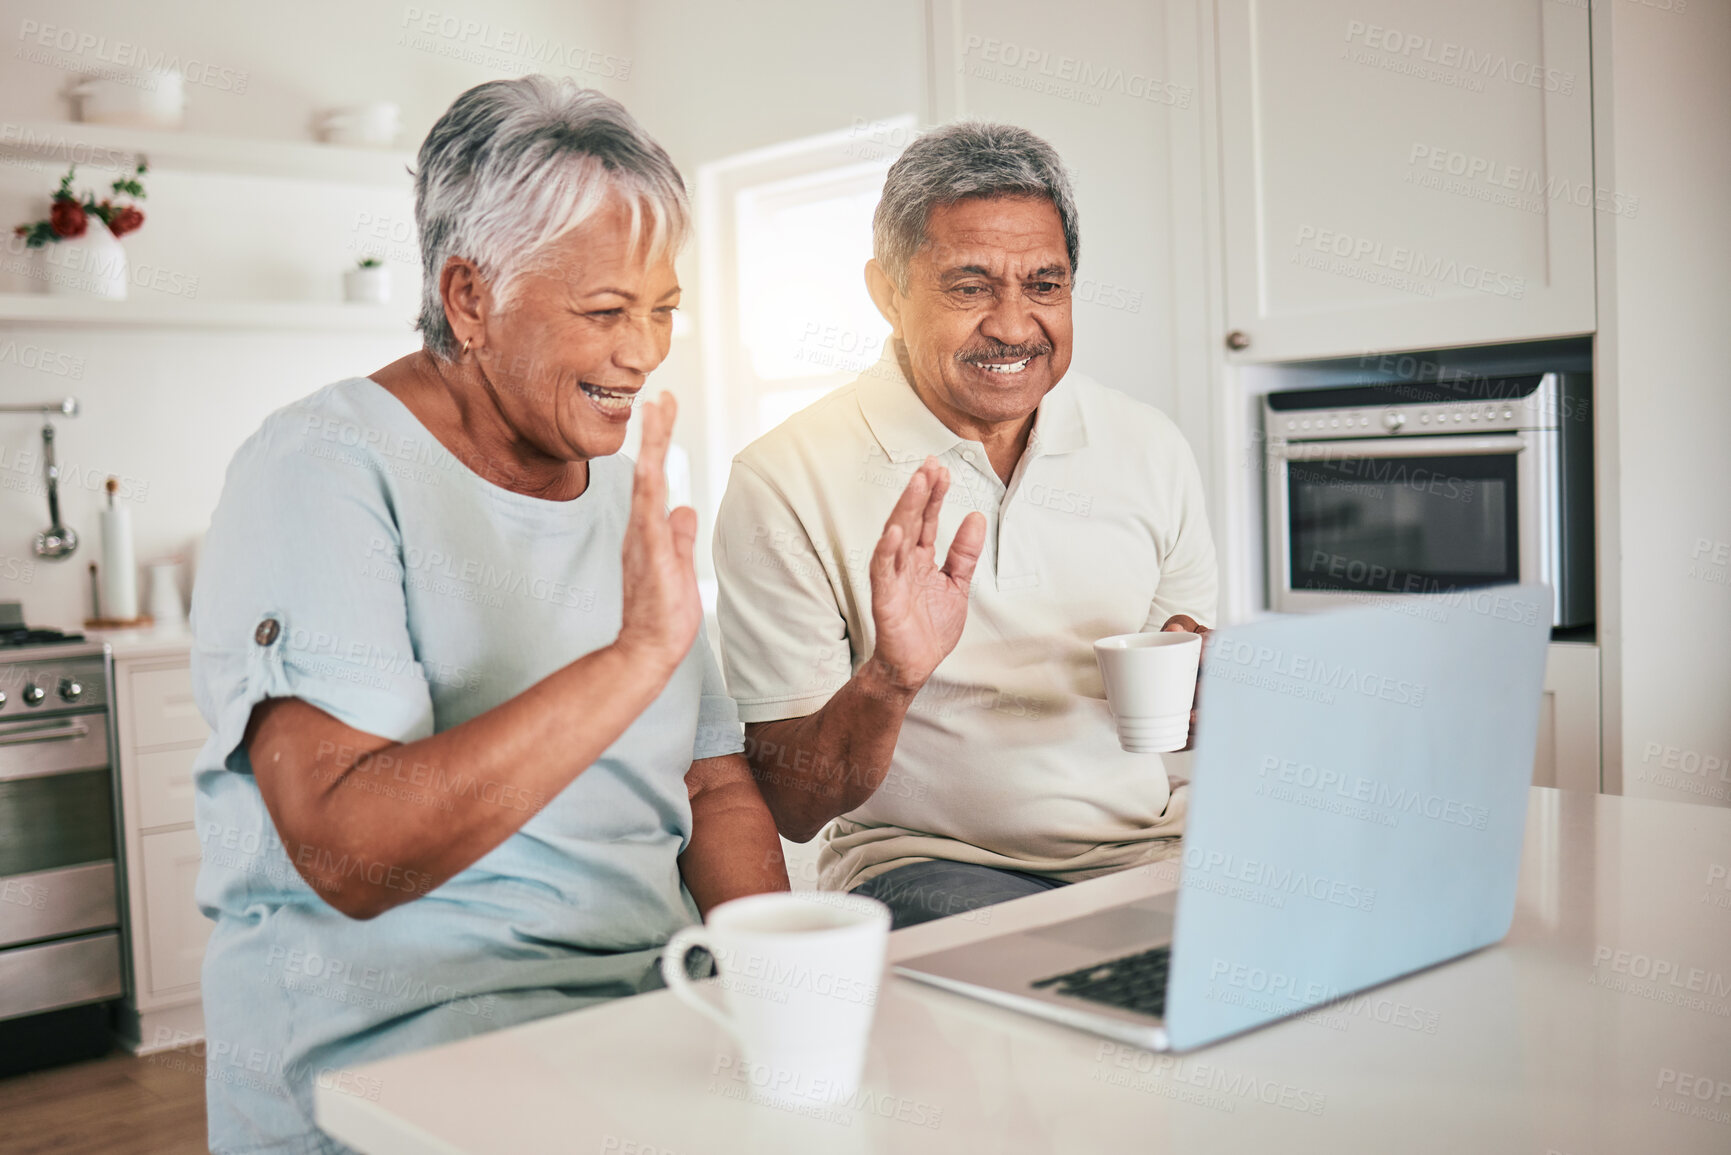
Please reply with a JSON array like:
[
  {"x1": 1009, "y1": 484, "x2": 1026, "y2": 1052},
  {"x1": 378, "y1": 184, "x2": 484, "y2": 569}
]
[{"x1": 1264, "y1": 372, "x2": 1594, "y2": 627}]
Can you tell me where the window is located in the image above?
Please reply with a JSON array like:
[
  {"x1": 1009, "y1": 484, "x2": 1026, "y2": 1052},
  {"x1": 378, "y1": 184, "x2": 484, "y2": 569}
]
[{"x1": 696, "y1": 118, "x2": 914, "y2": 523}]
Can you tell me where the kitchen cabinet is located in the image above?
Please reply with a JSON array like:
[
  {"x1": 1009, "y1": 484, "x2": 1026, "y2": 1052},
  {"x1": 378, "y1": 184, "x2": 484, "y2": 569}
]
[
  {"x1": 105, "y1": 633, "x2": 210, "y2": 1053},
  {"x1": 139, "y1": 828, "x2": 208, "y2": 995},
  {"x1": 1217, "y1": 0, "x2": 1596, "y2": 362},
  {"x1": 1533, "y1": 641, "x2": 1599, "y2": 794}
]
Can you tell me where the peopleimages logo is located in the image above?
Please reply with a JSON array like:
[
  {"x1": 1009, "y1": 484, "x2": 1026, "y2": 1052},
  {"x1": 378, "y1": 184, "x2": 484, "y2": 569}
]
[
  {"x1": 14, "y1": 19, "x2": 251, "y2": 93},
  {"x1": 1407, "y1": 143, "x2": 1640, "y2": 219},
  {"x1": 1294, "y1": 457, "x2": 1474, "y2": 502},
  {"x1": 1257, "y1": 755, "x2": 1491, "y2": 831},
  {"x1": 1591, "y1": 947, "x2": 1731, "y2": 999},
  {"x1": 1342, "y1": 20, "x2": 1576, "y2": 95},
  {"x1": 1207, "y1": 958, "x2": 1333, "y2": 1004},
  {"x1": 958, "y1": 35, "x2": 1193, "y2": 108},
  {"x1": 1207, "y1": 639, "x2": 1426, "y2": 707},
  {"x1": 1653, "y1": 1067, "x2": 1731, "y2": 1126},
  {"x1": 0, "y1": 338, "x2": 84, "y2": 379},
  {"x1": 709, "y1": 1055, "x2": 944, "y2": 1129},
  {"x1": 707, "y1": 949, "x2": 877, "y2": 1008},
  {"x1": 1091, "y1": 1043, "x2": 1328, "y2": 1115},
  {"x1": 263, "y1": 945, "x2": 498, "y2": 1020},
  {"x1": 1181, "y1": 847, "x2": 1377, "y2": 912},
  {"x1": 1293, "y1": 225, "x2": 1527, "y2": 300}
]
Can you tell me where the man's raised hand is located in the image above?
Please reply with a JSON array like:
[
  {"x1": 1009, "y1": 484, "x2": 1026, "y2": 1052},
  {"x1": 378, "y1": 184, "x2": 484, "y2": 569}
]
[{"x1": 866, "y1": 457, "x2": 987, "y2": 695}]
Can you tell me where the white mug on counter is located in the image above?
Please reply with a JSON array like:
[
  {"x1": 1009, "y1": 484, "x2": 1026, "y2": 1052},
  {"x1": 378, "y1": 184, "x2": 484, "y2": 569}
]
[
  {"x1": 660, "y1": 892, "x2": 890, "y2": 1103},
  {"x1": 1094, "y1": 630, "x2": 1202, "y2": 753},
  {"x1": 147, "y1": 560, "x2": 185, "y2": 626}
]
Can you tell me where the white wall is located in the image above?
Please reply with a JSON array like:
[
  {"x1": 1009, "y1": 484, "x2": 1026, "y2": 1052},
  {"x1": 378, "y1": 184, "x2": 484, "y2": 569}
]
[
  {"x1": 0, "y1": 331, "x2": 420, "y2": 627},
  {"x1": 1592, "y1": 0, "x2": 1731, "y2": 809},
  {"x1": 622, "y1": 0, "x2": 926, "y2": 579},
  {"x1": 0, "y1": 0, "x2": 633, "y2": 628},
  {"x1": 1, "y1": 0, "x2": 1213, "y2": 618},
  {"x1": 0, "y1": 0, "x2": 634, "y2": 139}
]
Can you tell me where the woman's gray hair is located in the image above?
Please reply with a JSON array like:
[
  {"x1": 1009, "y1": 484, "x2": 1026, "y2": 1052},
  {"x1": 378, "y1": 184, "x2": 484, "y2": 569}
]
[
  {"x1": 413, "y1": 76, "x2": 689, "y2": 360},
  {"x1": 872, "y1": 121, "x2": 1079, "y2": 292}
]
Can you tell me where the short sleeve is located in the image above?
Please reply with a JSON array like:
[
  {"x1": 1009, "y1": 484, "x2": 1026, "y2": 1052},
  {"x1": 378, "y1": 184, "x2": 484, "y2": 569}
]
[
  {"x1": 713, "y1": 460, "x2": 852, "y2": 724},
  {"x1": 190, "y1": 403, "x2": 436, "y2": 774},
  {"x1": 1143, "y1": 433, "x2": 1220, "y2": 631},
  {"x1": 690, "y1": 629, "x2": 745, "y2": 761}
]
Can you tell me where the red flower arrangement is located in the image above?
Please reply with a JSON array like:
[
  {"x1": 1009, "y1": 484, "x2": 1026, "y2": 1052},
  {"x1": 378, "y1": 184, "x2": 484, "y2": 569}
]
[
  {"x1": 13, "y1": 162, "x2": 149, "y2": 248},
  {"x1": 48, "y1": 198, "x2": 87, "y2": 239}
]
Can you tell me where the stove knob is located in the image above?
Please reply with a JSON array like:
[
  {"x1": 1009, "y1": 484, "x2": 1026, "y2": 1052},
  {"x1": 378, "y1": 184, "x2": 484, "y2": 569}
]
[
  {"x1": 58, "y1": 678, "x2": 83, "y2": 703},
  {"x1": 21, "y1": 683, "x2": 45, "y2": 706},
  {"x1": 1383, "y1": 411, "x2": 1407, "y2": 432}
]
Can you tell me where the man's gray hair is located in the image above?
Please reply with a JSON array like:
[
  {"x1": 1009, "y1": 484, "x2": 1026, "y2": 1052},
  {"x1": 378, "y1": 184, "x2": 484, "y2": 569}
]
[
  {"x1": 872, "y1": 121, "x2": 1079, "y2": 292},
  {"x1": 412, "y1": 76, "x2": 689, "y2": 360}
]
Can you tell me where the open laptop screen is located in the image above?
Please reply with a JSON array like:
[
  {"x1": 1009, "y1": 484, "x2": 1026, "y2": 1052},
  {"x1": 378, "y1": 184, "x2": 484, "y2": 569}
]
[{"x1": 1163, "y1": 584, "x2": 1550, "y2": 1050}]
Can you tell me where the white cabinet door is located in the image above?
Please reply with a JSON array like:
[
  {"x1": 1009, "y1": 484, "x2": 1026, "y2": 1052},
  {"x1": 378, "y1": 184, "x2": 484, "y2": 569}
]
[
  {"x1": 141, "y1": 827, "x2": 210, "y2": 995},
  {"x1": 1532, "y1": 642, "x2": 1600, "y2": 793},
  {"x1": 136, "y1": 745, "x2": 200, "y2": 831},
  {"x1": 1218, "y1": 0, "x2": 1596, "y2": 362},
  {"x1": 129, "y1": 665, "x2": 210, "y2": 749}
]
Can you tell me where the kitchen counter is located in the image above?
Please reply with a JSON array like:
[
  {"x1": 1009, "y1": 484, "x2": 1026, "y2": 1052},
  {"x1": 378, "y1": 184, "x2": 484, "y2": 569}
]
[
  {"x1": 314, "y1": 788, "x2": 1731, "y2": 1154},
  {"x1": 87, "y1": 625, "x2": 194, "y2": 662}
]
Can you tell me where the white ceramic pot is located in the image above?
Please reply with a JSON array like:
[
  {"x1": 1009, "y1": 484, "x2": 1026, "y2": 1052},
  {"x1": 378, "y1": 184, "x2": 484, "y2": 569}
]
[
  {"x1": 69, "y1": 70, "x2": 186, "y2": 130},
  {"x1": 343, "y1": 265, "x2": 391, "y2": 304},
  {"x1": 38, "y1": 225, "x2": 127, "y2": 299},
  {"x1": 316, "y1": 102, "x2": 401, "y2": 148}
]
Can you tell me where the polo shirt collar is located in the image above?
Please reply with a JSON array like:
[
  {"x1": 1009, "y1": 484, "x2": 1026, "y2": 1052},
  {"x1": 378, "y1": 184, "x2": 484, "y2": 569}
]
[{"x1": 856, "y1": 342, "x2": 1089, "y2": 464}]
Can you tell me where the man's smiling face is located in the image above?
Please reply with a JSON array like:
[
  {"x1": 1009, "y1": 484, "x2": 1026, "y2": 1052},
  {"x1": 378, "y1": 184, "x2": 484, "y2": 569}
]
[{"x1": 875, "y1": 194, "x2": 1074, "y2": 432}]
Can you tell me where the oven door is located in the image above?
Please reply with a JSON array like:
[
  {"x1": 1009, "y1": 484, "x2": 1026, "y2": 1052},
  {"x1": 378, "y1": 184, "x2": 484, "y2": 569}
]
[
  {"x1": 0, "y1": 710, "x2": 124, "y2": 1020},
  {"x1": 1268, "y1": 432, "x2": 1559, "y2": 619}
]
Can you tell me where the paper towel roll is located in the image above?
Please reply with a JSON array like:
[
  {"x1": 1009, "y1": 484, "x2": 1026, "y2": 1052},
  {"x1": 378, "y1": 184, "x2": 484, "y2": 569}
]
[{"x1": 99, "y1": 505, "x2": 138, "y2": 621}]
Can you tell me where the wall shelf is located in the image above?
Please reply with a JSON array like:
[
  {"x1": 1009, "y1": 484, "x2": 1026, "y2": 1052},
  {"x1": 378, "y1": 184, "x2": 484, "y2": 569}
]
[
  {"x1": 0, "y1": 292, "x2": 418, "y2": 333},
  {"x1": 0, "y1": 121, "x2": 415, "y2": 187}
]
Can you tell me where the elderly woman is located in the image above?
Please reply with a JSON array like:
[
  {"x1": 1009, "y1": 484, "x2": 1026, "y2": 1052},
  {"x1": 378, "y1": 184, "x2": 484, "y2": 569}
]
[{"x1": 190, "y1": 77, "x2": 787, "y2": 1153}]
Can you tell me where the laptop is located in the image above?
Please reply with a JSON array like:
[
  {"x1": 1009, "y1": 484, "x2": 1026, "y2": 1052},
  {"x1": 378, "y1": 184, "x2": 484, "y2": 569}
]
[{"x1": 894, "y1": 584, "x2": 1551, "y2": 1052}]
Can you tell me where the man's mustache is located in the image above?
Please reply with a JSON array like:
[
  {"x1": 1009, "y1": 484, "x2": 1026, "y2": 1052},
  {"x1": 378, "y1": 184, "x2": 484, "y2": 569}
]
[{"x1": 955, "y1": 341, "x2": 1052, "y2": 366}]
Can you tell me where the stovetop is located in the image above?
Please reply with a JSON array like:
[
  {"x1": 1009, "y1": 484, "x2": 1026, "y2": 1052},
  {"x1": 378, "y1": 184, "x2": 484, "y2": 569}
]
[{"x1": 0, "y1": 626, "x2": 86, "y2": 651}]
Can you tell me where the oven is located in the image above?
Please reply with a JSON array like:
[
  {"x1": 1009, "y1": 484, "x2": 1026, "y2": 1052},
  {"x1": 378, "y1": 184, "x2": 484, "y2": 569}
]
[
  {"x1": 0, "y1": 640, "x2": 124, "y2": 1073},
  {"x1": 1264, "y1": 372, "x2": 1594, "y2": 627}
]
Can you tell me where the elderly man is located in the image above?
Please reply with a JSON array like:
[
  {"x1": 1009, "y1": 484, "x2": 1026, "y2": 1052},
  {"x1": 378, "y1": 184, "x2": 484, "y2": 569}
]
[{"x1": 714, "y1": 122, "x2": 1216, "y2": 929}]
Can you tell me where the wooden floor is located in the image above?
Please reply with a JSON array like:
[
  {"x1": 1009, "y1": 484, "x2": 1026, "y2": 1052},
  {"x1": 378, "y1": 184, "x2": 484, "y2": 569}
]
[{"x1": 0, "y1": 1046, "x2": 207, "y2": 1155}]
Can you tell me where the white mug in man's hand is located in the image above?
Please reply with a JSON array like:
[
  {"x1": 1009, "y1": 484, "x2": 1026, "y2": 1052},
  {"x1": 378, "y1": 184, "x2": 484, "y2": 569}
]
[
  {"x1": 1094, "y1": 631, "x2": 1203, "y2": 753},
  {"x1": 660, "y1": 892, "x2": 891, "y2": 1103}
]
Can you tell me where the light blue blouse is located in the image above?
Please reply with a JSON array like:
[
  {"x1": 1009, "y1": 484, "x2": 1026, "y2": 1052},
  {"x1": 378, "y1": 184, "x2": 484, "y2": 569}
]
[{"x1": 189, "y1": 378, "x2": 742, "y2": 1154}]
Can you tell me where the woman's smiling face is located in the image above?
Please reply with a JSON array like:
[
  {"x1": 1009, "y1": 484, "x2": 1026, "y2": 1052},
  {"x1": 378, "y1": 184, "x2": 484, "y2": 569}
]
[{"x1": 475, "y1": 196, "x2": 680, "y2": 462}]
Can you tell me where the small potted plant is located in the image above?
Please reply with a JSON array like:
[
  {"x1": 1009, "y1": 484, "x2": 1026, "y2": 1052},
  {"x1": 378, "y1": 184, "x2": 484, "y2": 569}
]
[
  {"x1": 12, "y1": 162, "x2": 148, "y2": 299},
  {"x1": 343, "y1": 254, "x2": 391, "y2": 304}
]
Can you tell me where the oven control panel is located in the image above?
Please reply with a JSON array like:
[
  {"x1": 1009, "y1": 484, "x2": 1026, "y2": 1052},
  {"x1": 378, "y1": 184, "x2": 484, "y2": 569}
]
[
  {"x1": 1265, "y1": 372, "x2": 1577, "y2": 442},
  {"x1": 1275, "y1": 403, "x2": 1526, "y2": 438},
  {"x1": 0, "y1": 654, "x2": 108, "y2": 714}
]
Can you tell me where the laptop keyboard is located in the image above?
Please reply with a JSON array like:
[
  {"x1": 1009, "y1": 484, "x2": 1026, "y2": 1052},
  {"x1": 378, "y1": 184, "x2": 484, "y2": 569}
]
[{"x1": 1030, "y1": 946, "x2": 1171, "y2": 1019}]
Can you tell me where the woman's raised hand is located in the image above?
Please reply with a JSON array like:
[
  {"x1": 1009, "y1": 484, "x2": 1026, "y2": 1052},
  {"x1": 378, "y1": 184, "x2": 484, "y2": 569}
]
[{"x1": 616, "y1": 393, "x2": 702, "y2": 677}]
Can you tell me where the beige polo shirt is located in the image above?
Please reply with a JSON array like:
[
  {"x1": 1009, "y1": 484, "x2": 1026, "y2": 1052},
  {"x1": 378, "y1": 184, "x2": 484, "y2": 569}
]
[{"x1": 714, "y1": 350, "x2": 1218, "y2": 893}]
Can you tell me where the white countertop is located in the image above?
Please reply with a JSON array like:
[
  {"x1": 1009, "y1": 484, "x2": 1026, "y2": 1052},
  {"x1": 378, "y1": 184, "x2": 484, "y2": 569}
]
[
  {"x1": 88, "y1": 624, "x2": 195, "y2": 661},
  {"x1": 317, "y1": 789, "x2": 1731, "y2": 1154}
]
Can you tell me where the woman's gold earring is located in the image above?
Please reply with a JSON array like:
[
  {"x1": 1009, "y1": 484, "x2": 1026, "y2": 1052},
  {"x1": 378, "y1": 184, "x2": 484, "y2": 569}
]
[{"x1": 461, "y1": 337, "x2": 472, "y2": 357}]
